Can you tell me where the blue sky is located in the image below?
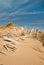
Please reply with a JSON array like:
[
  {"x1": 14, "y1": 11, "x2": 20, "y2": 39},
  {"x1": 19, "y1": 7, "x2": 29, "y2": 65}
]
[{"x1": 0, "y1": 0, "x2": 44, "y2": 31}]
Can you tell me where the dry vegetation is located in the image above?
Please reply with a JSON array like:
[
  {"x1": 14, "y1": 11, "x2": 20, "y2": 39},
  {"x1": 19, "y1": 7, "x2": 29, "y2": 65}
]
[
  {"x1": 0, "y1": 23, "x2": 44, "y2": 46},
  {"x1": 0, "y1": 23, "x2": 44, "y2": 55}
]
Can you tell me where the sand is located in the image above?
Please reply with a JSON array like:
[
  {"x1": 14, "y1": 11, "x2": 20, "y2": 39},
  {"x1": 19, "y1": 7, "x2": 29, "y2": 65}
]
[
  {"x1": 0, "y1": 23, "x2": 44, "y2": 65},
  {"x1": 0, "y1": 38, "x2": 44, "y2": 65}
]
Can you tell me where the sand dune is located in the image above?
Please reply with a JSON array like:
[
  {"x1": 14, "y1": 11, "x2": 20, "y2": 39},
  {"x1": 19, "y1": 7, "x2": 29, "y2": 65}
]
[{"x1": 0, "y1": 23, "x2": 44, "y2": 65}]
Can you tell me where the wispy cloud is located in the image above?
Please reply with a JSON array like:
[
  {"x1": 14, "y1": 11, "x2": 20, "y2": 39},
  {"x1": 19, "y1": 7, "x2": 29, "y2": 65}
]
[
  {"x1": 0, "y1": 0, "x2": 29, "y2": 8},
  {"x1": 0, "y1": 12, "x2": 9, "y2": 18},
  {"x1": 0, "y1": 11, "x2": 42, "y2": 19},
  {"x1": 17, "y1": 11, "x2": 44, "y2": 15},
  {"x1": 0, "y1": 11, "x2": 44, "y2": 22},
  {"x1": 7, "y1": 0, "x2": 44, "y2": 16},
  {"x1": 0, "y1": 1, "x2": 11, "y2": 8},
  {"x1": 9, "y1": 11, "x2": 44, "y2": 16},
  {"x1": 0, "y1": 0, "x2": 44, "y2": 23},
  {"x1": 0, "y1": 12, "x2": 19, "y2": 21},
  {"x1": 15, "y1": 0, "x2": 29, "y2": 4}
]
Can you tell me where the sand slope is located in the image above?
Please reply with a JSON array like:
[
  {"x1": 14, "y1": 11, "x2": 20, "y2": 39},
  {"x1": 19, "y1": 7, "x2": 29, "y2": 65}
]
[{"x1": 0, "y1": 23, "x2": 44, "y2": 65}]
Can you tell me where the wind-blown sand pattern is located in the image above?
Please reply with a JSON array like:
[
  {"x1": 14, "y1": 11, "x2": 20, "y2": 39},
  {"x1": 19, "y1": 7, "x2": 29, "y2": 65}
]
[{"x1": 0, "y1": 23, "x2": 44, "y2": 65}]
